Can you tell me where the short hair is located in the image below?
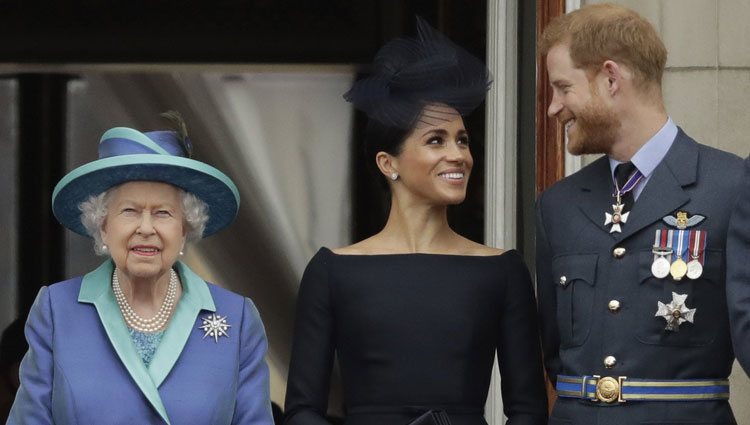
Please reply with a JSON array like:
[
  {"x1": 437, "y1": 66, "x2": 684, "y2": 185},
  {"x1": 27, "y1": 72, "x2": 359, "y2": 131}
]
[
  {"x1": 78, "y1": 184, "x2": 209, "y2": 256},
  {"x1": 539, "y1": 3, "x2": 667, "y2": 88}
]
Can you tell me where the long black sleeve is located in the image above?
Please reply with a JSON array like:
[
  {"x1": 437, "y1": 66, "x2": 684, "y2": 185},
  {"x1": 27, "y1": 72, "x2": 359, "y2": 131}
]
[
  {"x1": 497, "y1": 255, "x2": 548, "y2": 425},
  {"x1": 284, "y1": 251, "x2": 335, "y2": 425}
]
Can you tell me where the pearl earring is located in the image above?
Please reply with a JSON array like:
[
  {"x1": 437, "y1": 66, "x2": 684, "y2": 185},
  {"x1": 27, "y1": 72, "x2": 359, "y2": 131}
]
[
  {"x1": 102, "y1": 244, "x2": 108, "y2": 252},
  {"x1": 179, "y1": 250, "x2": 184, "y2": 256},
  {"x1": 390, "y1": 172, "x2": 399, "y2": 181}
]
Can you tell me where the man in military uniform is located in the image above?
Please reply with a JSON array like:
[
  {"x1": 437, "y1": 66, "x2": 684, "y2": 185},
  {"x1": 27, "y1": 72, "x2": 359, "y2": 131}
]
[
  {"x1": 535, "y1": 4, "x2": 745, "y2": 424},
  {"x1": 728, "y1": 156, "x2": 750, "y2": 375}
]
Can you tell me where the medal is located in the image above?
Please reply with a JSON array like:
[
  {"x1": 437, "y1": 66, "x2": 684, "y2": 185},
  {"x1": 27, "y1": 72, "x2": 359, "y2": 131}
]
[
  {"x1": 655, "y1": 292, "x2": 696, "y2": 332},
  {"x1": 651, "y1": 229, "x2": 671, "y2": 279},
  {"x1": 605, "y1": 201, "x2": 629, "y2": 233},
  {"x1": 652, "y1": 255, "x2": 671, "y2": 279},
  {"x1": 604, "y1": 167, "x2": 644, "y2": 233},
  {"x1": 670, "y1": 259, "x2": 687, "y2": 281},
  {"x1": 686, "y1": 230, "x2": 706, "y2": 280},
  {"x1": 686, "y1": 261, "x2": 703, "y2": 280},
  {"x1": 669, "y1": 229, "x2": 688, "y2": 281}
]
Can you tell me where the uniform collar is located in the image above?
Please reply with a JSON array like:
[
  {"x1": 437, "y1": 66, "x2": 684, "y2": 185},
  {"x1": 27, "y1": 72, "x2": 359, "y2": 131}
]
[{"x1": 609, "y1": 117, "x2": 678, "y2": 179}]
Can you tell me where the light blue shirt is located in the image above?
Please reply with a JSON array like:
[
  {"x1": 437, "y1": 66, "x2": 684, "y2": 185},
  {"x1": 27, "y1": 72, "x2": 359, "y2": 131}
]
[{"x1": 609, "y1": 117, "x2": 678, "y2": 200}]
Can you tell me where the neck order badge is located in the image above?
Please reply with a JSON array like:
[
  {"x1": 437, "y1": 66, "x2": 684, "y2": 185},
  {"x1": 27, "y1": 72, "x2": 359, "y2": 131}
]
[{"x1": 605, "y1": 164, "x2": 644, "y2": 233}]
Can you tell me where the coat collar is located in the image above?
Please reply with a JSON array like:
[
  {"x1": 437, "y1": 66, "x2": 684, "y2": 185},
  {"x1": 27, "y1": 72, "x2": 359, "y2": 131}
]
[
  {"x1": 571, "y1": 128, "x2": 698, "y2": 241},
  {"x1": 78, "y1": 260, "x2": 216, "y2": 424}
]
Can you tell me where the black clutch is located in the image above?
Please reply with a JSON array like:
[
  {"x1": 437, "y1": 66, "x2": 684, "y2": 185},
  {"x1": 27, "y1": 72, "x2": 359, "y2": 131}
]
[{"x1": 405, "y1": 409, "x2": 452, "y2": 425}]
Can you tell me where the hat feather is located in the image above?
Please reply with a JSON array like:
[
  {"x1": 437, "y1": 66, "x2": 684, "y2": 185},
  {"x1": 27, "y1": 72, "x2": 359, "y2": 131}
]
[{"x1": 160, "y1": 110, "x2": 193, "y2": 158}]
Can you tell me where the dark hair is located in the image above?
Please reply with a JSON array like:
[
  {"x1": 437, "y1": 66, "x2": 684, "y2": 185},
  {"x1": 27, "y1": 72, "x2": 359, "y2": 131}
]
[
  {"x1": 362, "y1": 110, "x2": 418, "y2": 178},
  {"x1": 347, "y1": 17, "x2": 490, "y2": 183}
]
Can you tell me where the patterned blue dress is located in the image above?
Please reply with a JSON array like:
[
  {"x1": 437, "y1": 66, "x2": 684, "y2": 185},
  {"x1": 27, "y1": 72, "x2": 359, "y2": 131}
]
[{"x1": 128, "y1": 328, "x2": 165, "y2": 366}]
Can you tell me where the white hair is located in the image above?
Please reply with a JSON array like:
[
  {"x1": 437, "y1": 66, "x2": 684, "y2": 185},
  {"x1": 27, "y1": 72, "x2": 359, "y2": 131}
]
[{"x1": 78, "y1": 184, "x2": 209, "y2": 256}]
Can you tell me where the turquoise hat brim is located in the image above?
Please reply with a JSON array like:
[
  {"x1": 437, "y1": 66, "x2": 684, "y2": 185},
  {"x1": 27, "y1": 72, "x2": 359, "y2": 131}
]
[{"x1": 52, "y1": 154, "x2": 240, "y2": 237}]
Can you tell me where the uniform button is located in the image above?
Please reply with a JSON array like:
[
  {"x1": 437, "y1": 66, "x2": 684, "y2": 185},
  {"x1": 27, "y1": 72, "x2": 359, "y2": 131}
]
[
  {"x1": 559, "y1": 276, "x2": 567, "y2": 287},
  {"x1": 604, "y1": 356, "x2": 617, "y2": 368},
  {"x1": 608, "y1": 300, "x2": 621, "y2": 312},
  {"x1": 613, "y1": 247, "x2": 627, "y2": 258}
]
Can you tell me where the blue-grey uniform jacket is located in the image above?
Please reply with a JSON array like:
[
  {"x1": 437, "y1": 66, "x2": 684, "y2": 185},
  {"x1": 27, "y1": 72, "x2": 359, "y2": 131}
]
[
  {"x1": 728, "y1": 156, "x2": 750, "y2": 376},
  {"x1": 536, "y1": 130, "x2": 744, "y2": 425}
]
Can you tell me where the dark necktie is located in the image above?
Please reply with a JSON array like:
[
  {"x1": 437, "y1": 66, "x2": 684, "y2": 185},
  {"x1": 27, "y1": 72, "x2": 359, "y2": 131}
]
[{"x1": 614, "y1": 161, "x2": 637, "y2": 213}]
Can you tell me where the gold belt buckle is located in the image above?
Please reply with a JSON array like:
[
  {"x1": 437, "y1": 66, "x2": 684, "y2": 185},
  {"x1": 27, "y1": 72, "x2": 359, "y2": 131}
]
[{"x1": 593, "y1": 375, "x2": 627, "y2": 403}]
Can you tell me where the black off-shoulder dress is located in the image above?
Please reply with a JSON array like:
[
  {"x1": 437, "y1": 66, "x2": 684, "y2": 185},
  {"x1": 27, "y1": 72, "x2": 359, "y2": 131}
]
[{"x1": 284, "y1": 247, "x2": 547, "y2": 425}]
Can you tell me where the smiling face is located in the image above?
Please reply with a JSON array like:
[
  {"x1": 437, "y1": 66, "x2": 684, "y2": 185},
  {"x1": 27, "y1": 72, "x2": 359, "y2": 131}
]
[
  {"x1": 385, "y1": 105, "x2": 473, "y2": 205},
  {"x1": 546, "y1": 43, "x2": 621, "y2": 155},
  {"x1": 101, "y1": 181, "x2": 186, "y2": 283}
]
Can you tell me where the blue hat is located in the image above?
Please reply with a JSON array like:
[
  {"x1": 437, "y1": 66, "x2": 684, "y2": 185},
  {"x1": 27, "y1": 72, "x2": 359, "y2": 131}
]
[{"x1": 52, "y1": 126, "x2": 240, "y2": 238}]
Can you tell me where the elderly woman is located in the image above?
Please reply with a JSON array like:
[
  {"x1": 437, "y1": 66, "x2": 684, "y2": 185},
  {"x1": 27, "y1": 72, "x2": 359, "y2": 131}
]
[
  {"x1": 284, "y1": 19, "x2": 547, "y2": 425},
  {"x1": 9, "y1": 114, "x2": 273, "y2": 424}
]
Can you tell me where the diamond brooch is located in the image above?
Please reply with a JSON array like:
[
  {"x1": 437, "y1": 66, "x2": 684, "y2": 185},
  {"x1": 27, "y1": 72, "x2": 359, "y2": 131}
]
[{"x1": 199, "y1": 313, "x2": 231, "y2": 343}]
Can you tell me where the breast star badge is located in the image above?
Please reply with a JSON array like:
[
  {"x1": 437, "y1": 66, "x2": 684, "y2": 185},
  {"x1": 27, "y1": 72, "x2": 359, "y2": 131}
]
[
  {"x1": 605, "y1": 203, "x2": 629, "y2": 233},
  {"x1": 655, "y1": 292, "x2": 696, "y2": 332},
  {"x1": 199, "y1": 313, "x2": 231, "y2": 342}
]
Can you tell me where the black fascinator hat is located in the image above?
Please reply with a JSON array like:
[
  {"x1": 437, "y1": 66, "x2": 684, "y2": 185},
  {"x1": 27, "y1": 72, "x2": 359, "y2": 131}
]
[{"x1": 344, "y1": 17, "x2": 492, "y2": 130}]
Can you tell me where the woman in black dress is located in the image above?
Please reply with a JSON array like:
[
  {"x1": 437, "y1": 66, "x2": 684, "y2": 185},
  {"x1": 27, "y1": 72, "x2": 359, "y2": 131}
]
[{"x1": 284, "y1": 19, "x2": 547, "y2": 425}]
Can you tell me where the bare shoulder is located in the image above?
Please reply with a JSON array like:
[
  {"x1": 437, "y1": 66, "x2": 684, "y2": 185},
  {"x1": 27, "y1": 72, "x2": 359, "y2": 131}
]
[
  {"x1": 331, "y1": 236, "x2": 392, "y2": 255},
  {"x1": 457, "y1": 238, "x2": 506, "y2": 256},
  {"x1": 333, "y1": 234, "x2": 507, "y2": 256}
]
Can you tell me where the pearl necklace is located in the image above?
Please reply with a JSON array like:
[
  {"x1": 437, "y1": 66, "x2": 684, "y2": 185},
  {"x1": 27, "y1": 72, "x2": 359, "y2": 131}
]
[{"x1": 112, "y1": 268, "x2": 178, "y2": 333}]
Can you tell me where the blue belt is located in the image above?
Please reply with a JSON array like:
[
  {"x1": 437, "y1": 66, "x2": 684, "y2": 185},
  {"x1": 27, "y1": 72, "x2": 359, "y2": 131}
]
[{"x1": 557, "y1": 375, "x2": 730, "y2": 403}]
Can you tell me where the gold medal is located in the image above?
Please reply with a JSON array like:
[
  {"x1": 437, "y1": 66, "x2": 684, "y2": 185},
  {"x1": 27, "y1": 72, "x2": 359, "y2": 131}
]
[
  {"x1": 670, "y1": 259, "x2": 687, "y2": 281},
  {"x1": 670, "y1": 229, "x2": 689, "y2": 281}
]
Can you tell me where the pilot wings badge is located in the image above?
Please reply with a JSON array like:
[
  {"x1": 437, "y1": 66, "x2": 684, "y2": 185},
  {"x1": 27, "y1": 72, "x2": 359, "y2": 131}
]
[{"x1": 663, "y1": 211, "x2": 705, "y2": 230}]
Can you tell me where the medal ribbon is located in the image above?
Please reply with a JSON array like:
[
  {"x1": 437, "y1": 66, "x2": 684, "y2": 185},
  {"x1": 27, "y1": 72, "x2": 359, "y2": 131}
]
[
  {"x1": 612, "y1": 168, "x2": 645, "y2": 198},
  {"x1": 666, "y1": 229, "x2": 674, "y2": 260},
  {"x1": 660, "y1": 228, "x2": 669, "y2": 250},
  {"x1": 653, "y1": 229, "x2": 670, "y2": 260},
  {"x1": 653, "y1": 229, "x2": 661, "y2": 249},
  {"x1": 672, "y1": 229, "x2": 688, "y2": 263},
  {"x1": 689, "y1": 230, "x2": 707, "y2": 264}
]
